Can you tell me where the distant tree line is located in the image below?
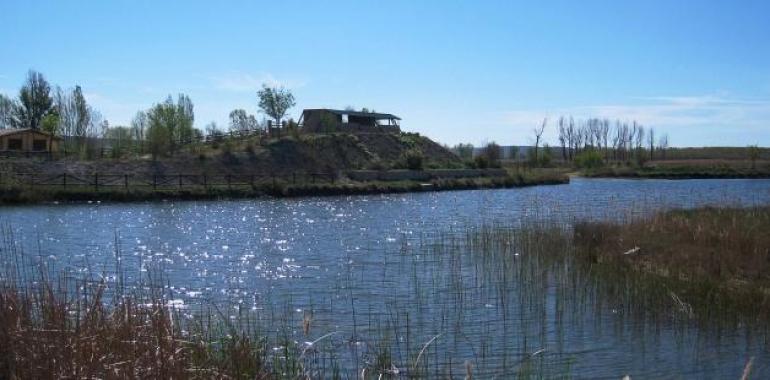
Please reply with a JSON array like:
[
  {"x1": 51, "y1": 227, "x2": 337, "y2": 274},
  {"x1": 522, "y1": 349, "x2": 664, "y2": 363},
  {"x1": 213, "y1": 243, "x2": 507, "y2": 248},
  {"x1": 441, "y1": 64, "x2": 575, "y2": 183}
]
[
  {"x1": 555, "y1": 116, "x2": 669, "y2": 164},
  {"x1": 0, "y1": 69, "x2": 298, "y2": 160},
  {"x1": 452, "y1": 115, "x2": 673, "y2": 169},
  {"x1": 0, "y1": 70, "x2": 106, "y2": 158}
]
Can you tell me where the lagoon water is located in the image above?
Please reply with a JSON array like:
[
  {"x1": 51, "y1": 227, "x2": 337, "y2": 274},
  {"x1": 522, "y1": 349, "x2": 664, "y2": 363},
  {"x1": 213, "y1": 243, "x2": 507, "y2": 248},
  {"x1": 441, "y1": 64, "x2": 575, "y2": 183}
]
[{"x1": 3, "y1": 178, "x2": 770, "y2": 378}]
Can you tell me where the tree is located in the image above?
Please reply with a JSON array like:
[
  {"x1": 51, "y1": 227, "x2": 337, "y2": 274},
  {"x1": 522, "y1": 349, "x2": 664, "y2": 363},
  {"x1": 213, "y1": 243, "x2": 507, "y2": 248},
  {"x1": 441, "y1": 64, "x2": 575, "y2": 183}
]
[
  {"x1": 647, "y1": 128, "x2": 655, "y2": 161},
  {"x1": 481, "y1": 142, "x2": 502, "y2": 168},
  {"x1": 130, "y1": 111, "x2": 147, "y2": 153},
  {"x1": 557, "y1": 117, "x2": 567, "y2": 161},
  {"x1": 104, "y1": 125, "x2": 134, "y2": 158},
  {"x1": 453, "y1": 143, "x2": 474, "y2": 161},
  {"x1": 532, "y1": 118, "x2": 547, "y2": 166},
  {"x1": 0, "y1": 94, "x2": 19, "y2": 129},
  {"x1": 229, "y1": 109, "x2": 259, "y2": 132},
  {"x1": 205, "y1": 121, "x2": 224, "y2": 138},
  {"x1": 144, "y1": 94, "x2": 197, "y2": 158},
  {"x1": 17, "y1": 70, "x2": 53, "y2": 130},
  {"x1": 658, "y1": 134, "x2": 669, "y2": 160},
  {"x1": 748, "y1": 145, "x2": 760, "y2": 170},
  {"x1": 73, "y1": 85, "x2": 92, "y2": 143},
  {"x1": 257, "y1": 84, "x2": 295, "y2": 127},
  {"x1": 41, "y1": 112, "x2": 59, "y2": 135}
]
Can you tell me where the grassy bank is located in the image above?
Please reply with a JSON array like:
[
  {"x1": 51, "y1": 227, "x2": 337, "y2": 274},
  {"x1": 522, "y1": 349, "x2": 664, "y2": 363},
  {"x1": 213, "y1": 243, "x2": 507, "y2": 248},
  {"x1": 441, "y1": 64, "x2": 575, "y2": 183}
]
[
  {"x1": 0, "y1": 170, "x2": 569, "y2": 205},
  {"x1": 581, "y1": 159, "x2": 770, "y2": 179}
]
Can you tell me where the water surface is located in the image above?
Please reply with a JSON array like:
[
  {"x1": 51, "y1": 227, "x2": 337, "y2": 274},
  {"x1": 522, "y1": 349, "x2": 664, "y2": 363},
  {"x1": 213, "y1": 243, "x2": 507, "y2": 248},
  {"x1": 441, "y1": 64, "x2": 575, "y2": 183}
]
[{"x1": 2, "y1": 178, "x2": 770, "y2": 378}]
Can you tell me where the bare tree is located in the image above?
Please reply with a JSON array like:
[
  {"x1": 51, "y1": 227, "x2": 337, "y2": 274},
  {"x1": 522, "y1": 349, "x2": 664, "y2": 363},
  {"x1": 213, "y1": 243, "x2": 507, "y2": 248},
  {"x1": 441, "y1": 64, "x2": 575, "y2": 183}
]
[
  {"x1": 601, "y1": 119, "x2": 610, "y2": 159},
  {"x1": 658, "y1": 134, "x2": 669, "y2": 159},
  {"x1": 229, "y1": 109, "x2": 259, "y2": 132},
  {"x1": 0, "y1": 94, "x2": 19, "y2": 129},
  {"x1": 532, "y1": 118, "x2": 547, "y2": 165},
  {"x1": 748, "y1": 145, "x2": 760, "y2": 170},
  {"x1": 557, "y1": 116, "x2": 567, "y2": 161},
  {"x1": 647, "y1": 128, "x2": 655, "y2": 161}
]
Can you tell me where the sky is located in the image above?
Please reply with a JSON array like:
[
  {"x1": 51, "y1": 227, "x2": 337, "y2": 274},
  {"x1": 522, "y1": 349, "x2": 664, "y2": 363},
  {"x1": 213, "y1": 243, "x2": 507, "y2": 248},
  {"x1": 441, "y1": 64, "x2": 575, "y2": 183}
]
[{"x1": 1, "y1": 0, "x2": 769, "y2": 147}]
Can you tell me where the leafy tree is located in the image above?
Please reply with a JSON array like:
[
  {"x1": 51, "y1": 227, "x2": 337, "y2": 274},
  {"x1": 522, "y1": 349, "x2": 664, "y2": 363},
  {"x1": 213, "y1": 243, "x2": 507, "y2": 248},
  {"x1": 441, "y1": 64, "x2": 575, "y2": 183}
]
[
  {"x1": 144, "y1": 94, "x2": 196, "y2": 158},
  {"x1": 17, "y1": 70, "x2": 53, "y2": 129},
  {"x1": 257, "y1": 84, "x2": 295, "y2": 127},
  {"x1": 41, "y1": 112, "x2": 59, "y2": 135}
]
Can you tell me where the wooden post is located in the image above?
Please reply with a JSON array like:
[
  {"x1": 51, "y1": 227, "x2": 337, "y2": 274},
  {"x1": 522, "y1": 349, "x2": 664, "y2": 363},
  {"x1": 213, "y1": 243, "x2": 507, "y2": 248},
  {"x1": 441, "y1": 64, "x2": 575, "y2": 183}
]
[
  {"x1": 62, "y1": 173, "x2": 67, "y2": 189},
  {"x1": 124, "y1": 174, "x2": 129, "y2": 190},
  {"x1": 94, "y1": 173, "x2": 99, "y2": 191}
]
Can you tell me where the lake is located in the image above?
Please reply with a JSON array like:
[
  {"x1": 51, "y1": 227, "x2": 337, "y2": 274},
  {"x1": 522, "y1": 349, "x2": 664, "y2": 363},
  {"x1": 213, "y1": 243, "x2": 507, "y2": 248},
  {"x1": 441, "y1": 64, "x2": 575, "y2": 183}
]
[{"x1": 2, "y1": 178, "x2": 770, "y2": 378}]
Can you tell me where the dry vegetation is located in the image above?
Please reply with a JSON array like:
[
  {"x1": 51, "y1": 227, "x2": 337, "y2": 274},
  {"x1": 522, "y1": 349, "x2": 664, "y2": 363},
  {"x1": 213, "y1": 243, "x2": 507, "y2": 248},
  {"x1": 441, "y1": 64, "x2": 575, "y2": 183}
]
[{"x1": 574, "y1": 207, "x2": 770, "y2": 323}]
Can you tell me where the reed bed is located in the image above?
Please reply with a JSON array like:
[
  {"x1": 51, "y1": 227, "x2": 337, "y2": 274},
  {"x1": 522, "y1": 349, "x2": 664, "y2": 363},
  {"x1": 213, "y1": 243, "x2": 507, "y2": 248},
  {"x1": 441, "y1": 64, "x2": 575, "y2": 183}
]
[{"x1": 1, "y1": 206, "x2": 767, "y2": 378}]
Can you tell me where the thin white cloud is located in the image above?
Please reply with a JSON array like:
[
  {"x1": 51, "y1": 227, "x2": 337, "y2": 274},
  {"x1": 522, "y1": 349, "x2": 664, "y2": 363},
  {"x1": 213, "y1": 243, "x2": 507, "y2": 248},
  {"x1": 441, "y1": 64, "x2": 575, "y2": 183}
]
[
  {"x1": 210, "y1": 71, "x2": 306, "y2": 92},
  {"x1": 497, "y1": 95, "x2": 770, "y2": 146}
]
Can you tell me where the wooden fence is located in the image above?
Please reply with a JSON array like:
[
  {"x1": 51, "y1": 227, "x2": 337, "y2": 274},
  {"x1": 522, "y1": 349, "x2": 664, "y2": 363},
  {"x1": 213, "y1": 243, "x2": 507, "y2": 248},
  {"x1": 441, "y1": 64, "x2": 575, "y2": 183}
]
[{"x1": 0, "y1": 171, "x2": 337, "y2": 191}]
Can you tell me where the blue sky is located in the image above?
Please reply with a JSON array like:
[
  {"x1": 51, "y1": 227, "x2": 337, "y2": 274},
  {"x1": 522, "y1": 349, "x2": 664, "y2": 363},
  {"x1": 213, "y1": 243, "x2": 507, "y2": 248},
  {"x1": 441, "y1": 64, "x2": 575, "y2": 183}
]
[{"x1": 1, "y1": 0, "x2": 769, "y2": 146}]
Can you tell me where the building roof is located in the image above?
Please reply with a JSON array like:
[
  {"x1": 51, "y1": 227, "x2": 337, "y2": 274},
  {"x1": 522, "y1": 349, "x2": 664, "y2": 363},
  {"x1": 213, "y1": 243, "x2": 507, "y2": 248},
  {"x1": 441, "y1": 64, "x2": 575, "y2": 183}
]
[
  {"x1": 0, "y1": 128, "x2": 63, "y2": 139},
  {"x1": 304, "y1": 109, "x2": 401, "y2": 121}
]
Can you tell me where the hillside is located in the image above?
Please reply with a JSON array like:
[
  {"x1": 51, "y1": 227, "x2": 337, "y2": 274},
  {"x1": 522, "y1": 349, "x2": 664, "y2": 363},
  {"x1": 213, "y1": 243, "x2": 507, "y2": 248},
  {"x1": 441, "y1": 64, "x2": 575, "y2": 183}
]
[{"x1": 0, "y1": 132, "x2": 463, "y2": 177}]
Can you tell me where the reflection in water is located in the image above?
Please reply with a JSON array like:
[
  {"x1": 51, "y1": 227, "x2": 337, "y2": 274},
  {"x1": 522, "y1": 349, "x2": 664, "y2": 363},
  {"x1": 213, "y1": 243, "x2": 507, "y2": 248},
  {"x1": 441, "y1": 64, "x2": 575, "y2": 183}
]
[{"x1": 2, "y1": 178, "x2": 770, "y2": 377}]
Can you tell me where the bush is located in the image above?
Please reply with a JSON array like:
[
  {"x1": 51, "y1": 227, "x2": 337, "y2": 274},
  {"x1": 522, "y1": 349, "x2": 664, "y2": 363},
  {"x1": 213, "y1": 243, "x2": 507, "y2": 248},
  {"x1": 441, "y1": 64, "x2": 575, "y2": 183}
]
[
  {"x1": 474, "y1": 155, "x2": 489, "y2": 169},
  {"x1": 575, "y1": 149, "x2": 604, "y2": 169},
  {"x1": 403, "y1": 149, "x2": 424, "y2": 170}
]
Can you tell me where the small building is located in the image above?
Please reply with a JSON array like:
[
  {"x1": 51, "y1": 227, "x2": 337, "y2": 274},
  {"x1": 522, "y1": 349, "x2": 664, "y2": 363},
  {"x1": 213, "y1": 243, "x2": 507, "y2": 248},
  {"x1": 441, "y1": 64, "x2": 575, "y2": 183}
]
[
  {"x1": 300, "y1": 109, "x2": 401, "y2": 134},
  {"x1": 0, "y1": 128, "x2": 62, "y2": 156}
]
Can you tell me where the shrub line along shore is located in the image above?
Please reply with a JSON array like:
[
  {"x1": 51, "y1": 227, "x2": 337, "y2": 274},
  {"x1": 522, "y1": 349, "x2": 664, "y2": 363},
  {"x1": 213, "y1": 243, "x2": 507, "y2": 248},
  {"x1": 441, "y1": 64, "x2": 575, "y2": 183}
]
[
  {"x1": 0, "y1": 172, "x2": 570, "y2": 205},
  {"x1": 580, "y1": 164, "x2": 770, "y2": 179}
]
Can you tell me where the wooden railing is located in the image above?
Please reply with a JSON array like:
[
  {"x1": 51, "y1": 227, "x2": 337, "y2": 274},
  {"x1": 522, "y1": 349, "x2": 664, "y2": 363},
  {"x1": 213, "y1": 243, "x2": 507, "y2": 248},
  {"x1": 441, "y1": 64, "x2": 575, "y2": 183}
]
[{"x1": 0, "y1": 171, "x2": 337, "y2": 191}]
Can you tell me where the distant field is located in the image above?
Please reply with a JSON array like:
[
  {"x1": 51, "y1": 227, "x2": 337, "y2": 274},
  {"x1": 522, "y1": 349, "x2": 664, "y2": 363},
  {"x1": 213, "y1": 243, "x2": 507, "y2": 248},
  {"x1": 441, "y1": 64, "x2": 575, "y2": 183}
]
[
  {"x1": 648, "y1": 158, "x2": 770, "y2": 169},
  {"x1": 664, "y1": 146, "x2": 770, "y2": 160}
]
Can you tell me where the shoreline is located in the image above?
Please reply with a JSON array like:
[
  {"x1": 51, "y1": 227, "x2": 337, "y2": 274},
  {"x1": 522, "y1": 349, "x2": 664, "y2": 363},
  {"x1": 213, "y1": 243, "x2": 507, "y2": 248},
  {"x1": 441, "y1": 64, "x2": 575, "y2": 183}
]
[
  {"x1": 0, "y1": 174, "x2": 570, "y2": 205},
  {"x1": 580, "y1": 167, "x2": 770, "y2": 180}
]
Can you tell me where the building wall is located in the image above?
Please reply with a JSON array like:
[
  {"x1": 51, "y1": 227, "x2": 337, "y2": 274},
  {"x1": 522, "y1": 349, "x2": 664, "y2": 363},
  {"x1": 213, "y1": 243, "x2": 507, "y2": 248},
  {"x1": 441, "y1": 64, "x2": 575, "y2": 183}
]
[
  {"x1": 0, "y1": 131, "x2": 60, "y2": 152},
  {"x1": 302, "y1": 110, "x2": 401, "y2": 134}
]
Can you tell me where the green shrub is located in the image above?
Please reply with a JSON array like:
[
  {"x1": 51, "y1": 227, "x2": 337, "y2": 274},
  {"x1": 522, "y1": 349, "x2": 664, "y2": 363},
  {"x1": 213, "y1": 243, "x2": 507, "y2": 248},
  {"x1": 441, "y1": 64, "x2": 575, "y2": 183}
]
[
  {"x1": 575, "y1": 149, "x2": 604, "y2": 169},
  {"x1": 403, "y1": 149, "x2": 424, "y2": 170},
  {"x1": 474, "y1": 155, "x2": 489, "y2": 169}
]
